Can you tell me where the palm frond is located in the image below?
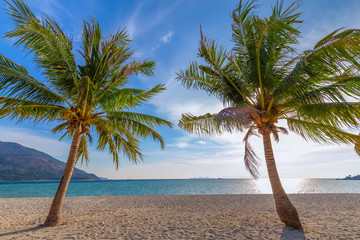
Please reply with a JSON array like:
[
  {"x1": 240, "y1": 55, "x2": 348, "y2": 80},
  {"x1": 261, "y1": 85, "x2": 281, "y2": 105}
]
[
  {"x1": 275, "y1": 29, "x2": 360, "y2": 102},
  {"x1": 294, "y1": 102, "x2": 360, "y2": 129},
  {"x1": 78, "y1": 18, "x2": 145, "y2": 88},
  {"x1": 94, "y1": 60, "x2": 156, "y2": 101},
  {"x1": 198, "y1": 29, "x2": 253, "y2": 106},
  {"x1": 287, "y1": 118, "x2": 360, "y2": 145},
  {"x1": 50, "y1": 122, "x2": 69, "y2": 135},
  {"x1": 355, "y1": 138, "x2": 360, "y2": 156},
  {"x1": 4, "y1": 0, "x2": 77, "y2": 94},
  {"x1": 0, "y1": 96, "x2": 65, "y2": 124},
  {"x1": 74, "y1": 76, "x2": 96, "y2": 113},
  {"x1": 284, "y1": 76, "x2": 360, "y2": 106},
  {"x1": 179, "y1": 112, "x2": 245, "y2": 137},
  {"x1": 108, "y1": 111, "x2": 173, "y2": 128},
  {"x1": 77, "y1": 134, "x2": 89, "y2": 165},
  {"x1": 107, "y1": 111, "x2": 173, "y2": 149},
  {"x1": 0, "y1": 53, "x2": 65, "y2": 104},
  {"x1": 271, "y1": 126, "x2": 288, "y2": 143},
  {"x1": 243, "y1": 126, "x2": 260, "y2": 178},
  {"x1": 176, "y1": 61, "x2": 215, "y2": 92},
  {"x1": 98, "y1": 84, "x2": 166, "y2": 110},
  {"x1": 95, "y1": 119, "x2": 143, "y2": 169}
]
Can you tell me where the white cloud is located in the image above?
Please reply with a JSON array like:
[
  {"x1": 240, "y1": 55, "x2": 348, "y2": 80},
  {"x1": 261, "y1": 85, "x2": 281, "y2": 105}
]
[
  {"x1": 176, "y1": 141, "x2": 189, "y2": 148},
  {"x1": 161, "y1": 31, "x2": 174, "y2": 44},
  {"x1": 150, "y1": 31, "x2": 174, "y2": 52}
]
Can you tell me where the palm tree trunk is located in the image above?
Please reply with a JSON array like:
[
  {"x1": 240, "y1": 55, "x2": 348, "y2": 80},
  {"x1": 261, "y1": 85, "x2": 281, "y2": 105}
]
[
  {"x1": 43, "y1": 125, "x2": 82, "y2": 226},
  {"x1": 262, "y1": 133, "x2": 302, "y2": 230}
]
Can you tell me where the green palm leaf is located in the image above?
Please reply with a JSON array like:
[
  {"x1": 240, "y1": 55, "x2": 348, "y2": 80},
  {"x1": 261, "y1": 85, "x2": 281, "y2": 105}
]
[
  {"x1": 293, "y1": 102, "x2": 360, "y2": 128},
  {"x1": 4, "y1": 0, "x2": 77, "y2": 94},
  {"x1": 179, "y1": 112, "x2": 244, "y2": 136},
  {"x1": 287, "y1": 118, "x2": 360, "y2": 145},
  {"x1": 0, "y1": 53, "x2": 65, "y2": 104},
  {"x1": 98, "y1": 84, "x2": 166, "y2": 110}
]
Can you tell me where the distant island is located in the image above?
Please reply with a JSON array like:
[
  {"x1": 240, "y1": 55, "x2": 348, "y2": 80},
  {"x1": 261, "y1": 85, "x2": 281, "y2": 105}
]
[
  {"x1": 340, "y1": 175, "x2": 360, "y2": 180},
  {"x1": 0, "y1": 141, "x2": 100, "y2": 181}
]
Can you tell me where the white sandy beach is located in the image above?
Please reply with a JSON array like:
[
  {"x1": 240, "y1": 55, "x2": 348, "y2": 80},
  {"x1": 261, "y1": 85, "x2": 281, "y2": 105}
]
[{"x1": 0, "y1": 194, "x2": 359, "y2": 239}]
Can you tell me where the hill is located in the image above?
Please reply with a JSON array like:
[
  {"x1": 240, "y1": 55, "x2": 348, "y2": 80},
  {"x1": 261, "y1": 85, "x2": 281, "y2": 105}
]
[
  {"x1": 342, "y1": 175, "x2": 360, "y2": 180},
  {"x1": 0, "y1": 141, "x2": 99, "y2": 181}
]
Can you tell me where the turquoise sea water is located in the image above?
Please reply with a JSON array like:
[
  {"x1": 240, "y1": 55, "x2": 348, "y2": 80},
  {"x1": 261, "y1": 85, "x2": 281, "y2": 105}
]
[{"x1": 0, "y1": 178, "x2": 359, "y2": 198}]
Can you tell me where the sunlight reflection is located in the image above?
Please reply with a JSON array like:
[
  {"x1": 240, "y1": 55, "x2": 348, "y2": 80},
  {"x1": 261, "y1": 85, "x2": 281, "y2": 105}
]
[{"x1": 254, "y1": 178, "x2": 307, "y2": 194}]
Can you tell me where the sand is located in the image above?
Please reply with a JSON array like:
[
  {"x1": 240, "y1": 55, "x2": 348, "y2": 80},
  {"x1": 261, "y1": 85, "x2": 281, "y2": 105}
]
[{"x1": 0, "y1": 194, "x2": 359, "y2": 239}]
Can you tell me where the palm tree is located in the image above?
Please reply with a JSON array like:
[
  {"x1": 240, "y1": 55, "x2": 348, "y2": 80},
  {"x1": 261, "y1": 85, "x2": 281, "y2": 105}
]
[
  {"x1": 0, "y1": 0, "x2": 172, "y2": 226},
  {"x1": 177, "y1": 0, "x2": 360, "y2": 229}
]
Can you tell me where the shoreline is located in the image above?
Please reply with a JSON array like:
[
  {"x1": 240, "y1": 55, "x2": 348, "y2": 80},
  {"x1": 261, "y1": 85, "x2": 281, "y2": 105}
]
[
  {"x1": 1, "y1": 194, "x2": 360, "y2": 239},
  {"x1": 2, "y1": 192, "x2": 360, "y2": 199}
]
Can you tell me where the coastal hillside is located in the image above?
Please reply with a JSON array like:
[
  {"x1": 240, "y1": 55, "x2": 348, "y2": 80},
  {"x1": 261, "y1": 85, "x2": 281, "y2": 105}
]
[
  {"x1": 0, "y1": 141, "x2": 99, "y2": 181},
  {"x1": 343, "y1": 175, "x2": 360, "y2": 180}
]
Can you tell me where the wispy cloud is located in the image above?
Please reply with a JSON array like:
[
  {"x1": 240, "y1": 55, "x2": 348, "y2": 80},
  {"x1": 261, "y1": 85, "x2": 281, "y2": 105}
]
[
  {"x1": 125, "y1": 1, "x2": 179, "y2": 39},
  {"x1": 125, "y1": 1, "x2": 144, "y2": 39},
  {"x1": 150, "y1": 31, "x2": 175, "y2": 52},
  {"x1": 29, "y1": 0, "x2": 73, "y2": 21},
  {"x1": 161, "y1": 31, "x2": 174, "y2": 44}
]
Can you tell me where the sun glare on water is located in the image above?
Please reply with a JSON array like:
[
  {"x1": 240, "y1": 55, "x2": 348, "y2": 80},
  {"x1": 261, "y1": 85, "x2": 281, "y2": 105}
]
[{"x1": 254, "y1": 178, "x2": 307, "y2": 194}]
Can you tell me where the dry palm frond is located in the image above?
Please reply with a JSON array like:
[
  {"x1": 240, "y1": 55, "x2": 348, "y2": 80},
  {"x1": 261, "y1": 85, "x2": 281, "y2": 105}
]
[{"x1": 243, "y1": 126, "x2": 260, "y2": 178}]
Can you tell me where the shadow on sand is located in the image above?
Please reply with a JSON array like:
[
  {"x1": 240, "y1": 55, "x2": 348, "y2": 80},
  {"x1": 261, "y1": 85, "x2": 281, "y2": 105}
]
[
  {"x1": 280, "y1": 227, "x2": 306, "y2": 240},
  {"x1": 0, "y1": 225, "x2": 44, "y2": 237},
  {"x1": 0, "y1": 225, "x2": 308, "y2": 239}
]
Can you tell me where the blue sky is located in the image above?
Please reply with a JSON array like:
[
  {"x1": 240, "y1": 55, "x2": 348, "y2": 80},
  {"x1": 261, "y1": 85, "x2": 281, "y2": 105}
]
[{"x1": 0, "y1": 0, "x2": 360, "y2": 179}]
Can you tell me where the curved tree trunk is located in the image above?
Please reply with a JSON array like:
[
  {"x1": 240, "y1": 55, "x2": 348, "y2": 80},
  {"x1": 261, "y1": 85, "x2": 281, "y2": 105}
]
[
  {"x1": 262, "y1": 133, "x2": 302, "y2": 230},
  {"x1": 44, "y1": 125, "x2": 82, "y2": 226}
]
